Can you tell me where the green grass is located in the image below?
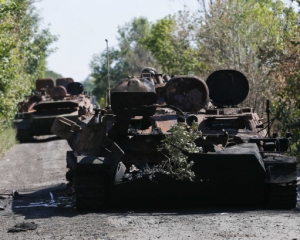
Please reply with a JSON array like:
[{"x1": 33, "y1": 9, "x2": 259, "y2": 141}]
[{"x1": 0, "y1": 127, "x2": 18, "y2": 157}]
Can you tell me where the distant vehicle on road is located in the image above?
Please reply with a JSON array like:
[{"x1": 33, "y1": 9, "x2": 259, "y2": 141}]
[{"x1": 13, "y1": 78, "x2": 95, "y2": 142}]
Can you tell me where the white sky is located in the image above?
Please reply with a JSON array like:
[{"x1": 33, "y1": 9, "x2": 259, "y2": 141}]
[{"x1": 34, "y1": 0, "x2": 200, "y2": 82}]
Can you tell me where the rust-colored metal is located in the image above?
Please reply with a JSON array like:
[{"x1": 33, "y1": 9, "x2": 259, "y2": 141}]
[
  {"x1": 51, "y1": 116, "x2": 82, "y2": 140},
  {"x1": 164, "y1": 76, "x2": 209, "y2": 112},
  {"x1": 35, "y1": 78, "x2": 55, "y2": 92},
  {"x1": 50, "y1": 86, "x2": 67, "y2": 100}
]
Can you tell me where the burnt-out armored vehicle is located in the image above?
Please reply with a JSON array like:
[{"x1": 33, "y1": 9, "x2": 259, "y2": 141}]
[
  {"x1": 13, "y1": 78, "x2": 94, "y2": 142},
  {"x1": 52, "y1": 69, "x2": 297, "y2": 210}
]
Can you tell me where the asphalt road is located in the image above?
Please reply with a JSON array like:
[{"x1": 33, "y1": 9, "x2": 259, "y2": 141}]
[{"x1": 0, "y1": 137, "x2": 299, "y2": 240}]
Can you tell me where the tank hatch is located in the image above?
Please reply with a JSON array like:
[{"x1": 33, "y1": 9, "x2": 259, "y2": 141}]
[
  {"x1": 111, "y1": 78, "x2": 157, "y2": 116},
  {"x1": 164, "y1": 76, "x2": 209, "y2": 112},
  {"x1": 206, "y1": 70, "x2": 249, "y2": 106}
]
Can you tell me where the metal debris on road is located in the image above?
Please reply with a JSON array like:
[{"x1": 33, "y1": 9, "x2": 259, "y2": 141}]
[
  {"x1": 14, "y1": 203, "x2": 58, "y2": 208},
  {"x1": 12, "y1": 190, "x2": 21, "y2": 199},
  {"x1": 50, "y1": 192, "x2": 54, "y2": 202},
  {"x1": 8, "y1": 222, "x2": 37, "y2": 232}
]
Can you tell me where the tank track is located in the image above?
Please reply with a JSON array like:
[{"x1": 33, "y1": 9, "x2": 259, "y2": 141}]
[
  {"x1": 74, "y1": 165, "x2": 106, "y2": 211},
  {"x1": 265, "y1": 180, "x2": 298, "y2": 209}
]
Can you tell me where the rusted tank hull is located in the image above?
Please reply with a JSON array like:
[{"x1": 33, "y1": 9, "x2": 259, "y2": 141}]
[
  {"x1": 110, "y1": 156, "x2": 296, "y2": 209},
  {"x1": 107, "y1": 143, "x2": 296, "y2": 209},
  {"x1": 14, "y1": 78, "x2": 94, "y2": 142},
  {"x1": 29, "y1": 112, "x2": 79, "y2": 136},
  {"x1": 14, "y1": 111, "x2": 79, "y2": 136},
  {"x1": 110, "y1": 174, "x2": 265, "y2": 208},
  {"x1": 110, "y1": 143, "x2": 267, "y2": 207},
  {"x1": 65, "y1": 148, "x2": 297, "y2": 210}
]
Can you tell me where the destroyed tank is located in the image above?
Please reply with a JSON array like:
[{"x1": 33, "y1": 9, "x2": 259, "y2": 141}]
[
  {"x1": 52, "y1": 70, "x2": 297, "y2": 210},
  {"x1": 13, "y1": 78, "x2": 94, "y2": 142}
]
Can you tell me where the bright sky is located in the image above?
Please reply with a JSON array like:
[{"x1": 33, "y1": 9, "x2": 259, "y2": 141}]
[{"x1": 34, "y1": 0, "x2": 199, "y2": 82}]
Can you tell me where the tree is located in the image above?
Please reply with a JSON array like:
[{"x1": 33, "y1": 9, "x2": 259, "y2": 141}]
[
  {"x1": 90, "y1": 47, "x2": 125, "y2": 106},
  {"x1": 90, "y1": 17, "x2": 161, "y2": 103},
  {"x1": 0, "y1": 0, "x2": 57, "y2": 131},
  {"x1": 194, "y1": 0, "x2": 296, "y2": 115},
  {"x1": 117, "y1": 17, "x2": 160, "y2": 76},
  {"x1": 82, "y1": 76, "x2": 95, "y2": 94},
  {"x1": 265, "y1": 27, "x2": 300, "y2": 159},
  {"x1": 45, "y1": 70, "x2": 63, "y2": 79},
  {"x1": 141, "y1": 12, "x2": 207, "y2": 75}
]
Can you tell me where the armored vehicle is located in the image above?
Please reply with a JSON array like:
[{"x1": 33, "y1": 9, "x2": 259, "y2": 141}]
[
  {"x1": 52, "y1": 70, "x2": 297, "y2": 210},
  {"x1": 13, "y1": 78, "x2": 94, "y2": 142}
]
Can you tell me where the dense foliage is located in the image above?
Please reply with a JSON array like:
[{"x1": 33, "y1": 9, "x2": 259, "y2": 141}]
[
  {"x1": 268, "y1": 38, "x2": 300, "y2": 159},
  {"x1": 140, "y1": 14, "x2": 205, "y2": 75},
  {"x1": 0, "y1": 0, "x2": 56, "y2": 131}
]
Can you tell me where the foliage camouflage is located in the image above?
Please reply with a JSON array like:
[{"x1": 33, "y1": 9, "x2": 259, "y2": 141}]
[{"x1": 159, "y1": 122, "x2": 203, "y2": 181}]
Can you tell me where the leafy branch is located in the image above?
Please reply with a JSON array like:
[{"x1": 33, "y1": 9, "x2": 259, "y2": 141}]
[{"x1": 158, "y1": 122, "x2": 202, "y2": 181}]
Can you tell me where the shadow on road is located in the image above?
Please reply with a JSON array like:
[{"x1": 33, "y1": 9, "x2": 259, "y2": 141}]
[
  {"x1": 32, "y1": 135, "x2": 62, "y2": 143},
  {"x1": 11, "y1": 184, "x2": 78, "y2": 219},
  {"x1": 10, "y1": 183, "x2": 300, "y2": 220}
]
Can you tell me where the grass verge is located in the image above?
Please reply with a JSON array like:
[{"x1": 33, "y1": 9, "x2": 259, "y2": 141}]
[{"x1": 0, "y1": 127, "x2": 18, "y2": 157}]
